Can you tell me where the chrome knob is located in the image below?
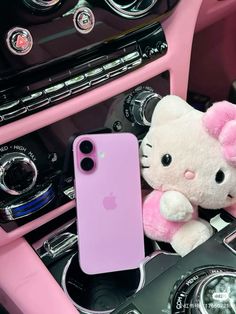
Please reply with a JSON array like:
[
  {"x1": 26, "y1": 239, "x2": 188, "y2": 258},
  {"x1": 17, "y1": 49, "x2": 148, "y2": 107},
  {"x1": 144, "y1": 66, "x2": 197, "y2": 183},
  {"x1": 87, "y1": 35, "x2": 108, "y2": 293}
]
[
  {"x1": 0, "y1": 152, "x2": 37, "y2": 195},
  {"x1": 192, "y1": 272, "x2": 236, "y2": 314},
  {"x1": 125, "y1": 88, "x2": 162, "y2": 126}
]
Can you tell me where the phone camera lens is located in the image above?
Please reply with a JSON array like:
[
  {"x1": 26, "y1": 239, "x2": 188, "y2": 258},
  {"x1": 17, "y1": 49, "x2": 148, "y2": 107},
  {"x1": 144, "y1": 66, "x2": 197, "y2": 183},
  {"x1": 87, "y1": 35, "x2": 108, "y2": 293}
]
[
  {"x1": 79, "y1": 140, "x2": 93, "y2": 154},
  {"x1": 80, "y1": 157, "x2": 94, "y2": 172}
]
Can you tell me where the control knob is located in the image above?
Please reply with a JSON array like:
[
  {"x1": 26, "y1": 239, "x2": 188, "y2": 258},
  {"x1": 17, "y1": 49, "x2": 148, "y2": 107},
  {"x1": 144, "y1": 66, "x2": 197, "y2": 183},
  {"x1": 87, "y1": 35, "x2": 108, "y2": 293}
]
[
  {"x1": 124, "y1": 86, "x2": 162, "y2": 126},
  {"x1": 170, "y1": 267, "x2": 236, "y2": 314},
  {"x1": 191, "y1": 272, "x2": 236, "y2": 314},
  {"x1": 0, "y1": 152, "x2": 37, "y2": 195}
]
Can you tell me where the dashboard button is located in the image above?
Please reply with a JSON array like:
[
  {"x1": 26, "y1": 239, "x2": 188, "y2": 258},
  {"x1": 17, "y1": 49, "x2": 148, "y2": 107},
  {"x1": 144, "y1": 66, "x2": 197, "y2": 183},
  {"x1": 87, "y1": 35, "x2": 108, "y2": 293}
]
[
  {"x1": 49, "y1": 88, "x2": 71, "y2": 102},
  {"x1": 85, "y1": 68, "x2": 104, "y2": 78},
  {"x1": 85, "y1": 67, "x2": 109, "y2": 85},
  {"x1": 27, "y1": 98, "x2": 50, "y2": 111},
  {"x1": 109, "y1": 66, "x2": 127, "y2": 77},
  {"x1": 70, "y1": 81, "x2": 90, "y2": 94},
  {"x1": 3, "y1": 108, "x2": 27, "y2": 120},
  {"x1": 44, "y1": 83, "x2": 65, "y2": 94},
  {"x1": 73, "y1": 7, "x2": 95, "y2": 34},
  {"x1": 0, "y1": 100, "x2": 20, "y2": 112},
  {"x1": 122, "y1": 51, "x2": 140, "y2": 62},
  {"x1": 103, "y1": 59, "x2": 123, "y2": 71},
  {"x1": 21, "y1": 92, "x2": 43, "y2": 103},
  {"x1": 6, "y1": 27, "x2": 33, "y2": 56},
  {"x1": 65, "y1": 75, "x2": 85, "y2": 86},
  {"x1": 90, "y1": 74, "x2": 109, "y2": 85},
  {"x1": 65, "y1": 75, "x2": 90, "y2": 94},
  {"x1": 126, "y1": 58, "x2": 142, "y2": 70}
]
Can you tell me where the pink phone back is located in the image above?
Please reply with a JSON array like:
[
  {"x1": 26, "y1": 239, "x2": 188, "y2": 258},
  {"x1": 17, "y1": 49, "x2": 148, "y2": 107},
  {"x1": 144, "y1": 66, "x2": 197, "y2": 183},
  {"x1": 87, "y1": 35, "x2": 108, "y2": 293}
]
[{"x1": 73, "y1": 133, "x2": 145, "y2": 274}]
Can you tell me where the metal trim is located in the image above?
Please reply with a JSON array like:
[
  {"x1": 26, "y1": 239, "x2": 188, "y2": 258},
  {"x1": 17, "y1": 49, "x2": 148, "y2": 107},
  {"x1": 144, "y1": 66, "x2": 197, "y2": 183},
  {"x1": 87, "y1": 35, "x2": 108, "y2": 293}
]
[
  {"x1": 104, "y1": 0, "x2": 158, "y2": 19},
  {"x1": 0, "y1": 152, "x2": 38, "y2": 195},
  {"x1": 61, "y1": 250, "x2": 178, "y2": 314}
]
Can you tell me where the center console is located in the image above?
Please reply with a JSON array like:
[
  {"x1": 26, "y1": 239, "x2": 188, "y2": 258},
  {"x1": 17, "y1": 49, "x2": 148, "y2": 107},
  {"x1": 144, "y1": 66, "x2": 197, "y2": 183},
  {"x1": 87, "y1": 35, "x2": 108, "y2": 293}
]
[
  {"x1": 112, "y1": 215, "x2": 236, "y2": 314},
  {"x1": 1, "y1": 1, "x2": 234, "y2": 314}
]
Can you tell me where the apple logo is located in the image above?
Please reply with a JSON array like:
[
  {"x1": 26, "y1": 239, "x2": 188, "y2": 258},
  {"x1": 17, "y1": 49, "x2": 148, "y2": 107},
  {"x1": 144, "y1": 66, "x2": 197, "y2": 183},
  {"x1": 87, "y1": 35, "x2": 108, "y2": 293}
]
[{"x1": 103, "y1": 193, "x2": 117, "y2": 210}]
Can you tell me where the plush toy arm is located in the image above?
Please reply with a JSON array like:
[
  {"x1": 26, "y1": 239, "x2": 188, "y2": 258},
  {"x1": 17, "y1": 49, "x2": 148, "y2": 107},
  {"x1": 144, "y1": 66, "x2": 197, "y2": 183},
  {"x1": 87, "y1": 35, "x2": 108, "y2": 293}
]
[{"x1": 160, "y1": 191, "x2": 194, "y2": 222}]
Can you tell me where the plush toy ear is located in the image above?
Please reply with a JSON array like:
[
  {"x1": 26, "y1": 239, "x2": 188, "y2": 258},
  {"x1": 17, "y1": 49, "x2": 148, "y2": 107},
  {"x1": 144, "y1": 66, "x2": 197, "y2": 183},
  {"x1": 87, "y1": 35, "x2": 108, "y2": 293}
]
[{"x1": 151, "y1": 95, "x2": 194, "y2": 127}]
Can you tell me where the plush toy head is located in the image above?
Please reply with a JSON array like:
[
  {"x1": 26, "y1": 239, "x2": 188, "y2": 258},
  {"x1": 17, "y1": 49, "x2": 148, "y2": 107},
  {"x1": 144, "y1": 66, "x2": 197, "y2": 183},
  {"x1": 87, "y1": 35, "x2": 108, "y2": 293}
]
[{"x1": 140, "y1": 95, "x2": 236, "y2": 210}]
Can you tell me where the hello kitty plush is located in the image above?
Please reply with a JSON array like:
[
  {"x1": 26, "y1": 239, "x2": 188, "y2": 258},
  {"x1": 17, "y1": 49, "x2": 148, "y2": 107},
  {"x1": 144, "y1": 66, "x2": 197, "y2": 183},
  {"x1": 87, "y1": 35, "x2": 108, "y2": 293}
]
[{"x1": 140, "y1": 95, "x2": 236, "y2": 256}]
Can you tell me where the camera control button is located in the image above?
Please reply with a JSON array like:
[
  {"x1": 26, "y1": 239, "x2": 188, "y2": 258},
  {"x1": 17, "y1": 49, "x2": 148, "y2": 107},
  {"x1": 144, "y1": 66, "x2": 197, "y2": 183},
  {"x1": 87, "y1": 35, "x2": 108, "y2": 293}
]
[{"x1": 6, "y1": 27, "x2": 33, "y2": 56}]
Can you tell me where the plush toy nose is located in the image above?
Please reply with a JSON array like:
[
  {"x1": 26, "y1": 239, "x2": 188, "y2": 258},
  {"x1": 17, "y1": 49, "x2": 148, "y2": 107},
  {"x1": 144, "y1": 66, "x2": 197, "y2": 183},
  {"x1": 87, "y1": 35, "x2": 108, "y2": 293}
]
[{"x1": 184, "y1": 170, "x2": 196, "y2": 180}]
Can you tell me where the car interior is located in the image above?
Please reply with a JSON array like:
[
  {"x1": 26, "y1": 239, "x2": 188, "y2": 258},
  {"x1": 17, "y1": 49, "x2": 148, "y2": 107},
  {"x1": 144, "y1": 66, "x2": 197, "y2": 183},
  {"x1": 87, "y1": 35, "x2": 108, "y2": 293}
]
[{"x1": 0, "y1": 1, "x2": 236, "y2": 313}]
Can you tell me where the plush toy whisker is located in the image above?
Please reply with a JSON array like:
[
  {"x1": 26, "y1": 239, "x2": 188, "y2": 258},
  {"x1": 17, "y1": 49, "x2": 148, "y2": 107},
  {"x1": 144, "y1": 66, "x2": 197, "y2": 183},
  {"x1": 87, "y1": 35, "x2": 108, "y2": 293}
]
[
  {"x1": 141, "y1": 165, "x2": 150, "y2": 169},
  {"x1": 146, "y1": 143, "x2": 152, "y2": 148},
  {"x1": 142, "y1": 155, "x2": 148, "y2": 158}
]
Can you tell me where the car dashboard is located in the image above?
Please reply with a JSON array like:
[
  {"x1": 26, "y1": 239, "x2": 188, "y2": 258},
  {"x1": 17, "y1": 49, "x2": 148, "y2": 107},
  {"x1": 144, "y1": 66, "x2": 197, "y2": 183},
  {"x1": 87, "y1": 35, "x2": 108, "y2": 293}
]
[{"x1": 0, "y1": 0, "x2": 236, "y2": 314}]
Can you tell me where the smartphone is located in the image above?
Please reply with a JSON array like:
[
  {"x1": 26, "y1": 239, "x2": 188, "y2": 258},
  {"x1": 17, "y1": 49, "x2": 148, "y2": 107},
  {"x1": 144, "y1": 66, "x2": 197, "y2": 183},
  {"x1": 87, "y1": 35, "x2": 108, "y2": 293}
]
[{"x1": 73, "y1": 133, "x2": 145, "y2": 274}]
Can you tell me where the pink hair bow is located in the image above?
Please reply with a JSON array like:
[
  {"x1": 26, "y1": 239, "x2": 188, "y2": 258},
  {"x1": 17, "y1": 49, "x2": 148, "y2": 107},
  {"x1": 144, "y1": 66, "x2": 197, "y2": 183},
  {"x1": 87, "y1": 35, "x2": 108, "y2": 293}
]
[{"x1": 203, "y1": 101, "x2": 236, "y2": 166}]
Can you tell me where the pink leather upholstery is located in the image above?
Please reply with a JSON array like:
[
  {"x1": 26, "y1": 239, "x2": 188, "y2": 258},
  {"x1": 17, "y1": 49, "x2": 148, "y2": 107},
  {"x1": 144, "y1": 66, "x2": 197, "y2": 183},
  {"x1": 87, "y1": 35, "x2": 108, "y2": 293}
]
[{"x1": 0, "y1": 238, "x2": 78, "y2": 314}]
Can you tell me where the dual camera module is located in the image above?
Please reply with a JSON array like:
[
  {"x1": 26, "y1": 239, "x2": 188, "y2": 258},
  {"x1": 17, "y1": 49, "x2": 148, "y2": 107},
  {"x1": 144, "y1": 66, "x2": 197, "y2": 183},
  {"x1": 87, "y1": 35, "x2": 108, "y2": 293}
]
[{"x1": 79, "y1": 140, "x2": 95, "y2": 172}]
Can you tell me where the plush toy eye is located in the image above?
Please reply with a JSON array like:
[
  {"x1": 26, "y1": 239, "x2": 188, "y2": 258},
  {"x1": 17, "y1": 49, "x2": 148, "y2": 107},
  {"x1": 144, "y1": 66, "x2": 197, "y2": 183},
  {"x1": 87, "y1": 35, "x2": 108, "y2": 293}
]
[
  {"x1": 161, "y1": 154, "x2": 172, "y2": 166},
  {"x1": 215, "y1": 169, "x2": 225, "y2": 184}
]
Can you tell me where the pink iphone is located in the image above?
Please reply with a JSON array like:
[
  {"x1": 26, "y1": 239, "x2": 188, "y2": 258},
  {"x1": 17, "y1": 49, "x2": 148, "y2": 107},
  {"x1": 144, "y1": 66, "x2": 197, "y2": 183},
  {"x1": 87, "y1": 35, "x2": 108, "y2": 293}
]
[{"x1": 73, "y1": 133, "x2": 145, "y2": 275}]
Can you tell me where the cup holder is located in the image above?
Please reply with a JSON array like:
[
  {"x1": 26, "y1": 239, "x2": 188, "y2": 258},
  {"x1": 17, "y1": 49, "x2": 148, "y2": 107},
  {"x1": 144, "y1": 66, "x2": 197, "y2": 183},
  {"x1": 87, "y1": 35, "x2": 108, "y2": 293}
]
[{"x1": 62, "y1": 253, "x2": 142, "y2": 313}]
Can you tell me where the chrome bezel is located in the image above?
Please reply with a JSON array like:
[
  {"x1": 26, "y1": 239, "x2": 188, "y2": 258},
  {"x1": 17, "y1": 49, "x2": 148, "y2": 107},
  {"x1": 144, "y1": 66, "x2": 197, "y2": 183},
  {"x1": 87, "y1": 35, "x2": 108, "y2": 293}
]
[
  {"x1": 0, "y1": 152, "x2": 38, "y2": 195},
  {"x1": 104, "y1": 0, "x2": 158, "y2": 19},
  {"x1": 73, "y1": 7, "x2": 95, "y2": 34},
  {"x1": 196, "y1": 272, "x2": 236, "y2": 314},
  {"x1": 132, "y1": 91, "x2": 162, "y2": 126},
  {"x1": 6, "y1": 27, "x2": 33, "y2": 56},
  {"x1": 61, "y1": 250, "x2": 177, "y2": 314}
]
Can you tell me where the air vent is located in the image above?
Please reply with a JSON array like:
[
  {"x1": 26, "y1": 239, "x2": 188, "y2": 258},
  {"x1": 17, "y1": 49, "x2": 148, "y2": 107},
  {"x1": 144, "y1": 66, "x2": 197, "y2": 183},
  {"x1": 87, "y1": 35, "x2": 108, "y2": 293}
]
[{"x1": 104, "y1": 0, "x2": 158, "y2": 18}]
